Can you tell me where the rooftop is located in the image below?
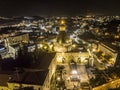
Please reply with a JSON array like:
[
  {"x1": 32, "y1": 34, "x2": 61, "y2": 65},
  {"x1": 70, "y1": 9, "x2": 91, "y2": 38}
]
[
  {"x1": 0, "y1": 74, "x2": 11, "y2": 86},
  {"x1": 10, "y1": 44, "x2": 20, "y2": 48},
  {"x1": 8, "y1": 70, "x2": 48, "y2": 85},
  {"x1": 30, "y1": 52, "x2": 56, "y2": 69},
  {"x1": 100, "y1": 42, "x2": 119, "y2": 52}
]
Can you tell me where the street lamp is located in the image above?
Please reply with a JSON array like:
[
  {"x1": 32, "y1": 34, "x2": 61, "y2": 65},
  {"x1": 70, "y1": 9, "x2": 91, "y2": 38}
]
[
  {"x1": 60, "y1": 20, "x2": 65, "y2": 24},
  {"x1": 39, "y1": 44, "x2": 43, "y2": 48},
  {"x1": 57, "y1": 77, "x2": 61, "y2": 81},
  {"x1": 72, "y1": 44, "x2": 76, "y2": 48},
  {"x1": 72, "y1": 70, "x2": 77, "y2": 74}
]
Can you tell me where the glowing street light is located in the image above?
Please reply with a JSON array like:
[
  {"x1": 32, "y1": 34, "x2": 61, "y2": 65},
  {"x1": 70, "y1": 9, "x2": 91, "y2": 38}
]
[
  {"x1": 92, "y1": 48, "x2": 96, "y2": 52},
  {"x1": 44, "y1": 46, "x2": 47, "y2": 49},
  {"x1": 57, "y1": 56, "x2": 63, "y2": 63},
  {"x1": 72, "y1": 44, "x2": 76, "y2": 48},
  {"x1": 57, "y1": 77, "x2": 61, "y2": 81},
  {"x1": 39, "y1": 44, "x2": 43, "y2": 48},
  {"x1": 60, "y1": 20, "x2": 65, "y2": 24},
  {"x1": 71, "y1": 70, "x2": 77, "y2": 74}
]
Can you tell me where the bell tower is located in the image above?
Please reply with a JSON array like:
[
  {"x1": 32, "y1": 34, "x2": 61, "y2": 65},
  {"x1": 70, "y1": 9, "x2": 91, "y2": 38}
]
[
  {"x1": 57, "y1": 20, "x2": 68, "y2": 44},
  {"x1": 59, "y1": 20, "x2": 66, "y2": 31},
  {"x1": 54, "y1": 19, "x2": 72, "y2": 52}
]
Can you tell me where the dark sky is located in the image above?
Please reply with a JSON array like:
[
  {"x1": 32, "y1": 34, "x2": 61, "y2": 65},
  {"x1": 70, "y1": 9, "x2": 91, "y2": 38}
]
[{"x1": 0, "y1": 0, "x2": 120, "y2": 16}]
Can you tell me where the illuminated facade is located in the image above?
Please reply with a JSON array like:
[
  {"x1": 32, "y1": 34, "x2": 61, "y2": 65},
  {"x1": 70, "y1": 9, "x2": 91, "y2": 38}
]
[
  {"x1": 53, "y1": 20, "x2": 91, "y2": 89},
  {"x1": 54, "y1": 20, "x2": 72, "y2": 52},
  {"x1": 5, "y1": 33, "x2": 29, "y2": 47},
  {"x1": 3, "y1": 33, "x2": 29, "y2": 59},
  {"x1": 98, "y1": 43, "x2": 118, "y2": 66},
  {"x1": 93, "y1": 79, "x2": 120, "y2": 90},
  {"x1": 0, "y1": 53, "x2": 56, "y2": 90},
  {"x1": 55, "y1": 52, "x2": 89, "y2": 65}
]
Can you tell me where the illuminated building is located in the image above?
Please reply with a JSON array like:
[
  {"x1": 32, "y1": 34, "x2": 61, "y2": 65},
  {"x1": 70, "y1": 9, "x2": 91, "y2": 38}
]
[
  {"x1": 53, "y1": 20, "x2": 90, "y2": 65},
  {"x1": 8, "y1": 71, "x2": 48, "y2": 90},
  {"x1": 98, "y1": 43, "x2": 118, "y2": 66},
  {"x1": 8, "y1": 44, "x2": 20, "y2": 59},
  {"x1": 3, "y1": 33, "x2": 29, "y2": 59},
  {"x1": 54, "y1": 20, "x2": 72, "y2": 52},
  {"x1": 57, "y1": 20, "x2": 70, "y2": 44},
  {"x1": 51, "y1": 20, "x2": 91, "y2": 89},
  {"x1": 5, "y1": 33, "x2": 29, "y2": 47},
  {"x1": 0, "y1": 53, "x2": 56, "y2": 90}
]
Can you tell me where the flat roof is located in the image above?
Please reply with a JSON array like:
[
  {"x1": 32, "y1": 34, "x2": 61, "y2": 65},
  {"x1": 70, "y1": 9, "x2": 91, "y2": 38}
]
[
  {"x1": 0, "y1": 74, "x2": 11, "y2": 86},
  {"x1": 8, "y1": 70, "x2": 48, "y2": 85},
  {"x1": 30, "y1": 52, "x2": 56, "y2": 69},
  {"x1": 100, "y1": 42, "x2": 119, "y2": 53}
]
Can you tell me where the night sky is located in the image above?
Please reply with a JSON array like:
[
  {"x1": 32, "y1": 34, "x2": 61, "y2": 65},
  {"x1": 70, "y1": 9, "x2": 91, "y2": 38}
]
[{"x1": 0, "y1": 0, "x2": 120, "y2": 16}]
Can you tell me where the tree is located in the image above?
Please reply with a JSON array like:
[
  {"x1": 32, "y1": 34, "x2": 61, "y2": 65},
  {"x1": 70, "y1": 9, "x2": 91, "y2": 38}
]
[{"x1": 96, "y1": 51, "x2": 103, "y2": 57}]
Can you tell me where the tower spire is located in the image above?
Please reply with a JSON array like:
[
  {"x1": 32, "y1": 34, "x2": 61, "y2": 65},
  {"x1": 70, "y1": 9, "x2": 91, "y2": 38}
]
[
  {"x1": 59, "y1": 20, "x2": 66, "y2": 31},
  {"x1": 54, "y1": 19, "x2": 72, "y2": 52}
]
